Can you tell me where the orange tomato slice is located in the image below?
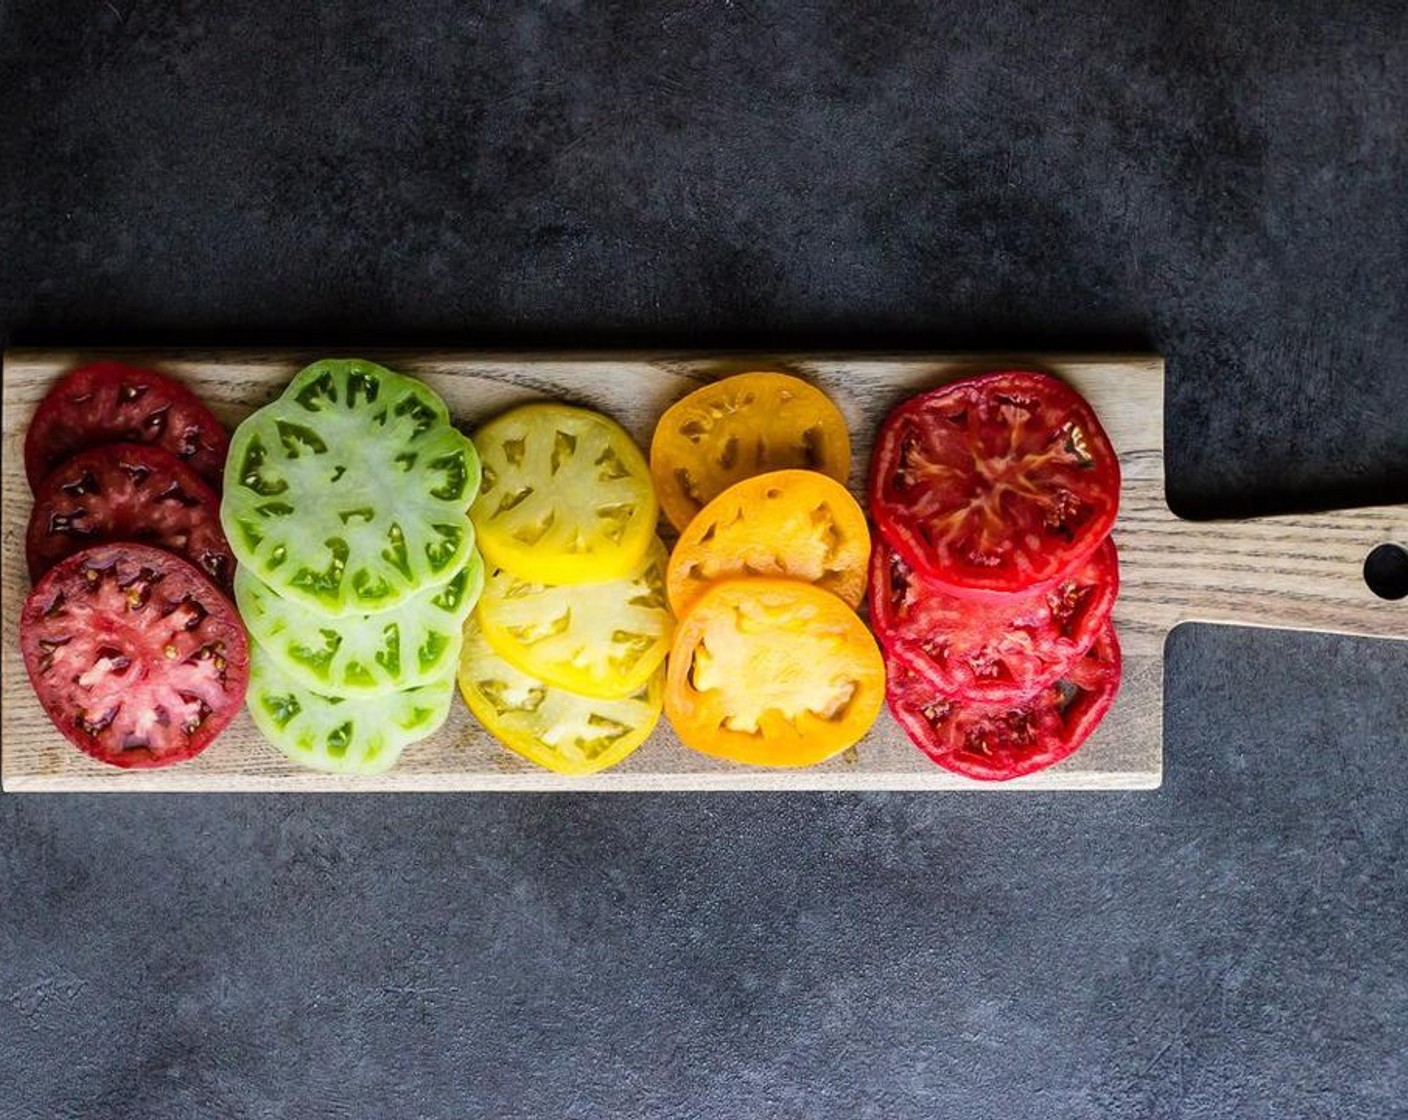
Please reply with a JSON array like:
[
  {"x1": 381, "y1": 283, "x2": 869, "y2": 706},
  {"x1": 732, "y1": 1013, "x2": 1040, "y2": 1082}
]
[
  {"x1": 664, "y1": 579, "x2": 884, "y2": 767},
  {"x1": 666, "y1": 470, "x2": 871, "y2": 617},
  {"x1": 650, "y1": 373, "x2": 851, "y2": 531}
]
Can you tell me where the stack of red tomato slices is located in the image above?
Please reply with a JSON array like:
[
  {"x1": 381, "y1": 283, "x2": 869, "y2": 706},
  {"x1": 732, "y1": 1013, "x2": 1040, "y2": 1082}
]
[
  {"x1": 18, "y1": 362, "x2": 248, "y2": 770},
  {"x1": 867, "y1": 371, "x2": 1124, "y2": 780}
]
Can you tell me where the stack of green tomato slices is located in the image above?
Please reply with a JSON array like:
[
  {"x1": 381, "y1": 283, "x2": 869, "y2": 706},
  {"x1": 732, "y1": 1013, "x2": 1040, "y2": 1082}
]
[{"x1": 223, "y1": 360, "x2": 483, "y2": 774}]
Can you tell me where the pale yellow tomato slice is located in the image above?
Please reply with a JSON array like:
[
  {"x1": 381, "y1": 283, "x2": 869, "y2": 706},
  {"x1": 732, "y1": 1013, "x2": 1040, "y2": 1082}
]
[
  {"x1": 477, "y1": 537, "x2": 673, "y2": 699},
  {"x1": 470, "y1": 403, "x2": 657, "y2": 584},
  {"x1": 458, "y1": 620, "x2": 663, "y2": 775}
]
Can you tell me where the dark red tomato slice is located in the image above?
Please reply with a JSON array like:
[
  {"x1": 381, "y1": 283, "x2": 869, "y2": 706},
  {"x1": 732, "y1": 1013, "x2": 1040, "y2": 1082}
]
[
  {"x1": 19, "y1": 543, "x2": 249, "y2": 769},
  {"x1": 24, "y1": 362, "x2": 229, "y2": 491},
  {"x1": 26, "y1": 443, "x2": 235, "y2": 589},
  {"x1": 871, "y1": 537, "x2": 1119, "y2": 702},
  {"x1": 869, "y1": 371, "x2": 1120, "y2": 594},
  {"x1": 886, "y1": 622, "x2": 1121, "y2": 781}
]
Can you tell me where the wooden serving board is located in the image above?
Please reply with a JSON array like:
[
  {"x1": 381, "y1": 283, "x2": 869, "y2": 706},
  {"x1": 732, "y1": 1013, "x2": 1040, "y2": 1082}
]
[{"x1": 3, "y1": 351, "x2": 1404, "y2": 792}]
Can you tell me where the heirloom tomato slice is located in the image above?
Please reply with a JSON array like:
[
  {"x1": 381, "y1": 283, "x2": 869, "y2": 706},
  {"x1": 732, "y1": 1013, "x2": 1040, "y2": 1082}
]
[
  {"x1": 871, "y1": 538, "x2": 1119, "y2": 702},
  {"x1": 26, "y1": 443, "x2": 235, "y2": 589},
  {"x1": 471, "y1": 403, "x2": 656, "y2": 584},
  {"x1": 664, "y1": 579, "x2": 884, "y2": 768},
  {"x1": 869, "y1": 371, "x2": 1120, "y2": 594},
  {"x1": 651, "y1": 373, "x2": 852, "y2": 531},
  {"x1": 19, "y1": 543, "x2": 249, "y2": 769},
  {"x1": 247, "y1": 645, "x2": 454, "y2": 774},
  {"x1": 458, "y1": 621, "x2": 663, "y2": 774},
  {"x1": 476, "y1": 537, "x2": 672, "y2": 699},
  {"x1": 666, "y1": 469, "x2": 870, "y2": 617},
  {"x1": 25, "y1": 361, "x2": 229, "y2": 490},
  {"x1": 886, "y1": 622, "x2": 1122, "y2": 781},
  {"x1": 234, "y1": 556, "x2": 483, "y2": 696},
  {"x1": 222, "y1": 359, "x2": 480, "y2": 617}
]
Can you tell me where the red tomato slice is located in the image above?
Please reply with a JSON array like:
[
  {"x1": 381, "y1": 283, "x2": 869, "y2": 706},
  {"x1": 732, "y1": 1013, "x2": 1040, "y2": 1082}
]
[
  {"x1": 886, "y1": 623, "x2": 1121, "y2": 781},
  {"x1": 19, "y1": 543, "x2": 249, "y2": 769},
  {"x1": 24, "y1": 362, "x2": 229, "y2": 491},
  {"x1": 26, "y1": 443, "x2": 235, "y2": 589},
  {"x1": 869, "y1": 371, "x2": 1120, "y2": 594},
  {"x1": 871, "y1": 537, "x2": 1119, "y2": 702}
]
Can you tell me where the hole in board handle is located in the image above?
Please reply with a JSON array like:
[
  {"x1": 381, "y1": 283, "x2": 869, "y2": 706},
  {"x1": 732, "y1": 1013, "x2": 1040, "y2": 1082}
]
[{"x1": 1364, "y1": 543, "x2": 1408, "y2": 601}]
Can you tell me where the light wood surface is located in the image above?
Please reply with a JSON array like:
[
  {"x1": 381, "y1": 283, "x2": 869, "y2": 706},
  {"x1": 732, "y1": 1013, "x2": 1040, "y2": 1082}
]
[{"x1": 3, "y1": 351, "x2": 1403, "y2": 792}]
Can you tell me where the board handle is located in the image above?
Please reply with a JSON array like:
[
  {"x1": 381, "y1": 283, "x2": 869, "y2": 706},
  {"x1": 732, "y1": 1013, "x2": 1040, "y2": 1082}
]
[{"x1": 1120, "y1": 497, "x2": 1407, "y2": 640}]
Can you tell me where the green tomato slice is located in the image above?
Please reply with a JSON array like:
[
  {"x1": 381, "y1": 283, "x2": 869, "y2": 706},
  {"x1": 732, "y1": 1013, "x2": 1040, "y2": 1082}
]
[
  {"x1": 476, "y1": 537, "x2": 672, "y2": 699},
  {"x1": 457, "y1": 620, "x2": 662, "y2": 775},
  {"x1": 470, "y1": 403, "x2": 657, "y2": 584},
  {"x1": 248, "y1": 642, "x2": 454, "y2": 774},
  {"x1": 222, "y1": 359, "x2": 481, "y2": 617},
  {"x1": 234, "y1": 556, "x2": 483, "y2": 696}
]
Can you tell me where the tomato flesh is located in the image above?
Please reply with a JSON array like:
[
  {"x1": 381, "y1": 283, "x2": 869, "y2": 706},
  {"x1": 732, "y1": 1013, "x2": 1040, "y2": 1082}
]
[
  {"x1": 459, "y1": 620, "x2": 663, "y2": 775},
  {"x1": 26, "y1": 443, "x2": 235, "y2": 589},
  {"x1": 666, "y1": 469, "x2": 871, "y2": 617},
  {"x1": 886, "y1": 623, "x2": 1121, "y2": 781},
  {"x1": 24, "y1": 362, "x2": 229, "y2": 490},
  {"x1": 471, "y1": 403, "x2": 657, "y2": 585},
  {"x1": 19, "y1": 543, "x2": 249, "y2": 768},
  {"x1": 665, "y1": 579, "x2": 884, "y2": 768},
  {"x1": 871, "y1": 537, "x2": 1119, "y2": 702},
  {"x1": 651, "y1": 373, "x2": 852, "y2": 531},
  {"x1": 870, "y1": 371, "x2": 1120, "y2": 593}
]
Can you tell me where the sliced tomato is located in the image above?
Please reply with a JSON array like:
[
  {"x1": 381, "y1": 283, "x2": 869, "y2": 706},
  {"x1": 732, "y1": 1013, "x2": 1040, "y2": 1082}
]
[
  {"x1": 666, "y1": 469, "x2": 871, "y2": 617},
  {"x1": 869, "y1": 371, "x2": 1120, "y2": 594},
  {"x1": 24, "y1": 361, "x2": 229, "y2": 490},
  {"x1": 886, "y1": 622, "x2": 1121, "y2": 781},
  {"x1": 26, "y1": 443, "x2": 235, "y2": 589},
  {"x1": 458, "y1": 620, "x2": 662, "y2": 775},
  {"x1": 19, "y1": 543, "x2": 249, "y2": 769},
  {"x1": 247, "y1": 644, "x2": 455, "y2": 774},
  {"x1": 471, "y1": 403, "x2": 657, "y2": 585},
  {"x1": 476, "y1": 537, "x2": 673, "y2": 700},
  {"x1": 235, "y1": 556, "x2": 483, "y2": 696},
  {"x1": 664, "y1": 579, "x2": 884, "y2": 767},
  {"x1": 651, "y1": 373, "x2": 852, "y2": 531},
  {"x1": 222, "y1": 359, "x2": 480, "y2": 616},
  {"x1": 871, "y1": 537, "x2": 1119, "y2": 702}
]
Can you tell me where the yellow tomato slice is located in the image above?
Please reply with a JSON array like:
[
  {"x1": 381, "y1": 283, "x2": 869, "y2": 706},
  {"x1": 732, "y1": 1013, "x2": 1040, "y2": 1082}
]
[
  {"x1": 650, "y1": 373, "x2": 852, "y2": 531},
  {"x1": 666, "y1": 470, "x2": 870, "y2": 617},
  {"x1": 458, "y1": 620, "x2": 662, "y2": 775},
  {"x1": 471, "y1": 403, "x2": 657, "y2": 584},
  {"x1": 665, "y1": 579, "x2": 884, "y2": 768},
  {"x1": 477, "y1": 537, "x2": 673, "y2": 699}
]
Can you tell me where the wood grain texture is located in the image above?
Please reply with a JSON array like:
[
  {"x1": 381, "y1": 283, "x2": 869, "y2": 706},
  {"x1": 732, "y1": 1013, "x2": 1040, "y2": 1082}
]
[{"x1": 3, "y1": 351, "x2": 1403, "y2": 793}]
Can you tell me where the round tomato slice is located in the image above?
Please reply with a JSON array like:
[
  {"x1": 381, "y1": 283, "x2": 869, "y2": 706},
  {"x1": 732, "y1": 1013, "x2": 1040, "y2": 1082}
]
[
  {"x1": 458, "y1": 620, "x2": 662, "y2": 775},
  {"x1": 471, "y1": 403, "x2": 657, "y2": 585},
  {"x1": 234, "y1": 555, "x2": 483, "y2": 696},
  {"x1": 665, "y1": 579, "x2": 884, "y2": 768},
  {"x1": 651, "y1": 373, "x2": 852, "y2": 531},
  {"x1": 246, "y1": 644, "x2": 455, "y2": 774},
  {"x1": 871, "y1": 537, "x2": 1119, "y2": 702},
  {"x1": 886, "y1": 622, "x2": 1121, "y2": 781},
  {"x1": 26, "y1": 443, "x2": 235, "y2": 589},
  {"x1": 666, "y1": 470, "x2": 871, "y2": 617},
  {"x1": 222, "y1": 359, "x2": 480, "y2": 616},
  {"x1": 19, "y1": 543, "x2": 249, "y2": 769},
  {"x1": 869, "y1": 371, "x2": 1120, "y2": 594},
  {"x1": 476, "y1": 537, "x2": 672, "y2": 699},
  {"x1": 24, "y1": 361, "x2": 229, "y2": 490}
]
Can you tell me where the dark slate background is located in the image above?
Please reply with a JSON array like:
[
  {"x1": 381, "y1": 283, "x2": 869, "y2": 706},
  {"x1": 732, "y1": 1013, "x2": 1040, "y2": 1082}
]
[{"x1": 2, "y1": 2, "x2": 1406, "y2": 1117}]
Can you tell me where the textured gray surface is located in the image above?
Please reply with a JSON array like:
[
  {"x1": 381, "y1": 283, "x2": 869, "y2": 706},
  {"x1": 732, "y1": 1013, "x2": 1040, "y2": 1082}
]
[{"x1": 1, "y1": 2, "x2": 1406, "y2": 1117}]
